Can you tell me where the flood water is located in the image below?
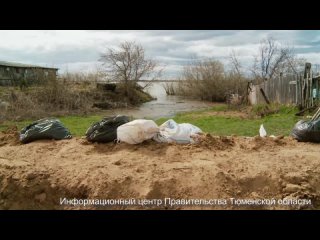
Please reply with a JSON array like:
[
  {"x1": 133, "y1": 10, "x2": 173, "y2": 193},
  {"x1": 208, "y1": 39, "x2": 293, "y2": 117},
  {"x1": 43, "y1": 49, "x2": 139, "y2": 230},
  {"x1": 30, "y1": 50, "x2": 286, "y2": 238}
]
[{"x1": 101, "y1": 82, "x2": 215, "y2": 119}]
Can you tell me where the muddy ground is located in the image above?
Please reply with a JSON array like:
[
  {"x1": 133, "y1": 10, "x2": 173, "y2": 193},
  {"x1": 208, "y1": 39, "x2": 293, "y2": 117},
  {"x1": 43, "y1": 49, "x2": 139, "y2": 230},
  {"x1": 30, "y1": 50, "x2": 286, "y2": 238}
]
[{"x1": 0, "y1": 127, "x2": 319, "y2": 210}]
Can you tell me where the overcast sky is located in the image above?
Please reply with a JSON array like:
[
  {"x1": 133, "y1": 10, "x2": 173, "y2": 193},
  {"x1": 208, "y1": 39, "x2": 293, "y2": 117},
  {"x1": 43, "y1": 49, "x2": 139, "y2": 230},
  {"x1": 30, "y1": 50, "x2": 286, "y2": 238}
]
[{"x1": 0, "y1": 30, "x2": 320, "y2": 78}]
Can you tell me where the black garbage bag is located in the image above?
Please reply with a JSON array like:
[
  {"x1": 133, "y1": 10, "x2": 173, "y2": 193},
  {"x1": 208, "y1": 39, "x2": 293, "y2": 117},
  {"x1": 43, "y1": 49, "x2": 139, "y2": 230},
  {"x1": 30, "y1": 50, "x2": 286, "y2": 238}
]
[
  {"x1": 291, "y1": 119, "x2": 320, "y2": 143},
  {"x1": 85, "y1": 115, "x2": 130, "y2": 143},
  {"x1": 20, "y1": 118, "x2": 72, "y2": 144}
]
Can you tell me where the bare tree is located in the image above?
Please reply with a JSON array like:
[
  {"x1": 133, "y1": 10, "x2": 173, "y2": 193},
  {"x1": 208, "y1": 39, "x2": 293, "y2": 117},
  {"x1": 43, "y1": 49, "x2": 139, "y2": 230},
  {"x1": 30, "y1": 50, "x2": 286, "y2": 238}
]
[
  {"x1": 251, "y1": 37, "x2": 293, "y2": 81},
  {"x1": 99, "y1": 41, "x2": 162, "y2": 96},
  {"x1": 229, "y1": 50, "x2": 244, "y2": 95},
  {"x1": 286, "y1": 55, "x2": 306, "y2": 75},
  {"x1": 177, "y1": 58, "x2": 243, "y2": 102},
  {"x1": 229, "y1": 49, "x2": 242, "y2": 76},
  {"x1": 162, "y1": 81, "x2": 176, "y2": 95}
]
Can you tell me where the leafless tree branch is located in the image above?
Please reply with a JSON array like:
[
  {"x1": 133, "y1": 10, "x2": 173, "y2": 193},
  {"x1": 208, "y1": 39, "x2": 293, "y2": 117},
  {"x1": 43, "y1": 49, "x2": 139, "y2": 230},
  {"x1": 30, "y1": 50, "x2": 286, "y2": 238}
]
[{"x1": 99, "y1": 41, "x2": 163, "y2": 96}]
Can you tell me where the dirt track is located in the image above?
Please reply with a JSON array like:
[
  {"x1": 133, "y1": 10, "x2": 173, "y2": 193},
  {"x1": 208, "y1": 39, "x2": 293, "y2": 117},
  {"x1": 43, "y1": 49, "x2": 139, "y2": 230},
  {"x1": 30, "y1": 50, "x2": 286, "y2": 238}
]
[{"x1": 0, "y1": 127, "x2": 320, "y2": 210}]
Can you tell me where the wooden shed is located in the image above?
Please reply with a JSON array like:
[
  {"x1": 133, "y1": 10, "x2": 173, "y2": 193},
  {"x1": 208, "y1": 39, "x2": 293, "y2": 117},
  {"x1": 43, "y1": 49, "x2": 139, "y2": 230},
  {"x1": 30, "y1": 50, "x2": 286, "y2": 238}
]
[{"x1": 0, "y1": 61, "x2": 58, "y2": 86}]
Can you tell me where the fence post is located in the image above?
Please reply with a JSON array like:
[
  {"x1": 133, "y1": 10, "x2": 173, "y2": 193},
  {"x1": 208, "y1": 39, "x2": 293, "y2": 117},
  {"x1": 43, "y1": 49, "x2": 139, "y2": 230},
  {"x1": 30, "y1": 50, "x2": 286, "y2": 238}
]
[
  {"x1": 279, "y1": 73, "x2": 282, "y2": 103},
  {"x1": 260, "y1": 88, "x2": 270, "y2": 105},
  {"x1": 295, "y1": 74, "x2": 298, "y2": 105},
  {"x1": 311, "y1": 70, "x2": 313, "y2": 107}
]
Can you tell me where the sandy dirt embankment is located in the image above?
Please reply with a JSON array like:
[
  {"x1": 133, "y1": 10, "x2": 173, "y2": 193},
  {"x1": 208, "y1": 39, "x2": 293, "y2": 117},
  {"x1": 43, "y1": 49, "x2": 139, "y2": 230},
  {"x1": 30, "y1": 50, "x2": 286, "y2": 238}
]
[{"x1": 0, "y1": 127, "x2": 319, "y2": 210}]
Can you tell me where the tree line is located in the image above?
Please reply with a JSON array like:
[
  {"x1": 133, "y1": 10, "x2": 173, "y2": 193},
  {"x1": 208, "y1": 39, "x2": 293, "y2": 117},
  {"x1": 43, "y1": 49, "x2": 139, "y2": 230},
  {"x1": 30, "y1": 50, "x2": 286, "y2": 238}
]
[{"x1": 98, "y1": 37, "x2": 306, "y2": 103}]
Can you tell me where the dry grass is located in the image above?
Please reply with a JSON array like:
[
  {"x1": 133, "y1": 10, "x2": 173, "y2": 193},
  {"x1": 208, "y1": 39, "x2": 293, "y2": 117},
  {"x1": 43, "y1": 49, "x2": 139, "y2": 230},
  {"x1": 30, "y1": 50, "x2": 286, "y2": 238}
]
[
  {"x1": 2, "y1": 80, "x2": 94, "y2": 121},
  {"x1": 0, "y1": 73, "x2": 153, "y2": 121}
]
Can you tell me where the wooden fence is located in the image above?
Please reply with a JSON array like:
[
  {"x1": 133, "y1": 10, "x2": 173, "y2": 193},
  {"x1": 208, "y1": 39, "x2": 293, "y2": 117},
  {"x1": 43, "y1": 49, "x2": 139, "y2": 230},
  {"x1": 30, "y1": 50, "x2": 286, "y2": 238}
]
[{"x1": 249, "y1": 71, "x2": 320, "y2": 108}]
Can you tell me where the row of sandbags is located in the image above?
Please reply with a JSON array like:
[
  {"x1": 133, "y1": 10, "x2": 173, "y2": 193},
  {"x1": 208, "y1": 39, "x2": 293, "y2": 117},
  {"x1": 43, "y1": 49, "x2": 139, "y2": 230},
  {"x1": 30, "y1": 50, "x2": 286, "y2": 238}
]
[
  {"x1": 19, "y1": 115, "x2": 320, "y2": 144},
  {"x1": 19, "y1": 116, "x2": 202, "y2": 144}
]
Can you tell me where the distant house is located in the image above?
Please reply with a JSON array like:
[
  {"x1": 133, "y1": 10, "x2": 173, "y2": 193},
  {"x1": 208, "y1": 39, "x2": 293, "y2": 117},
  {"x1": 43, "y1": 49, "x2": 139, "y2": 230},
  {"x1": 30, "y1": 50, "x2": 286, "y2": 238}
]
[{"x1": 0, "y1": 61, "x2": 58, "y2": 86}]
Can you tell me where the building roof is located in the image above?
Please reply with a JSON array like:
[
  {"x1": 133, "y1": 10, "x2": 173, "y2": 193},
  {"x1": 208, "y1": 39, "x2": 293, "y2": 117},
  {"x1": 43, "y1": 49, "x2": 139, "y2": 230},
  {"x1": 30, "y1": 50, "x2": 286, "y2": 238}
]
[{"x1": 0, "y1": 61, "x2": 58, "y2": 70}]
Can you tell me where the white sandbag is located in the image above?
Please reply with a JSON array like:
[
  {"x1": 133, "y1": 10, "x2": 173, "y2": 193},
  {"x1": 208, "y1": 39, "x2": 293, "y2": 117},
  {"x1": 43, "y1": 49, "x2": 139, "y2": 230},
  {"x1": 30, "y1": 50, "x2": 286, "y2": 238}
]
[
  {"x1": 259, "y1": 124, "x2": 267, "y2": 137},
  {"x1": 153, "y1": 119, "x2": 202, "y2": 144},
  {"x1": 117, "y1": 119, "x2": 159, "y2": 144}
]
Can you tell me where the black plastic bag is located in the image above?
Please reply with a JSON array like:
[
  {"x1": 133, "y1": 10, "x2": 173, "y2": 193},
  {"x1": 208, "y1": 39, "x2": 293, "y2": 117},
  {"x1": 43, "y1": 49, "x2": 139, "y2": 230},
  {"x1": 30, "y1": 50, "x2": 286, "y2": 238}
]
[
  {"x1": 85, "y1": 115, "x2": 130, "y2": 143},
  {"x1": 291, "y1": 119, "x2": 320, "y2": 143},
  {"x1": 20, "y1": 118, "x2": 72, "y2": 144}
]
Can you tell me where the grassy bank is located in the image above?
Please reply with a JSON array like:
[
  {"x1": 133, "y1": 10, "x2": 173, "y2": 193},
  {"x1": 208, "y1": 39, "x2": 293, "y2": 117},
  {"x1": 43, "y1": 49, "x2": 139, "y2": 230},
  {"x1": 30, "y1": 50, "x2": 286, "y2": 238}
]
[
  {"x1": 0, "y1": 104, "x2": 303, "y2": 137},
  {"x1": 0, "y1": 82, "x2": 154, "y2": 121},
  {"x1": 156, "y1": 104, "x2": 302, "y2": 137}
]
